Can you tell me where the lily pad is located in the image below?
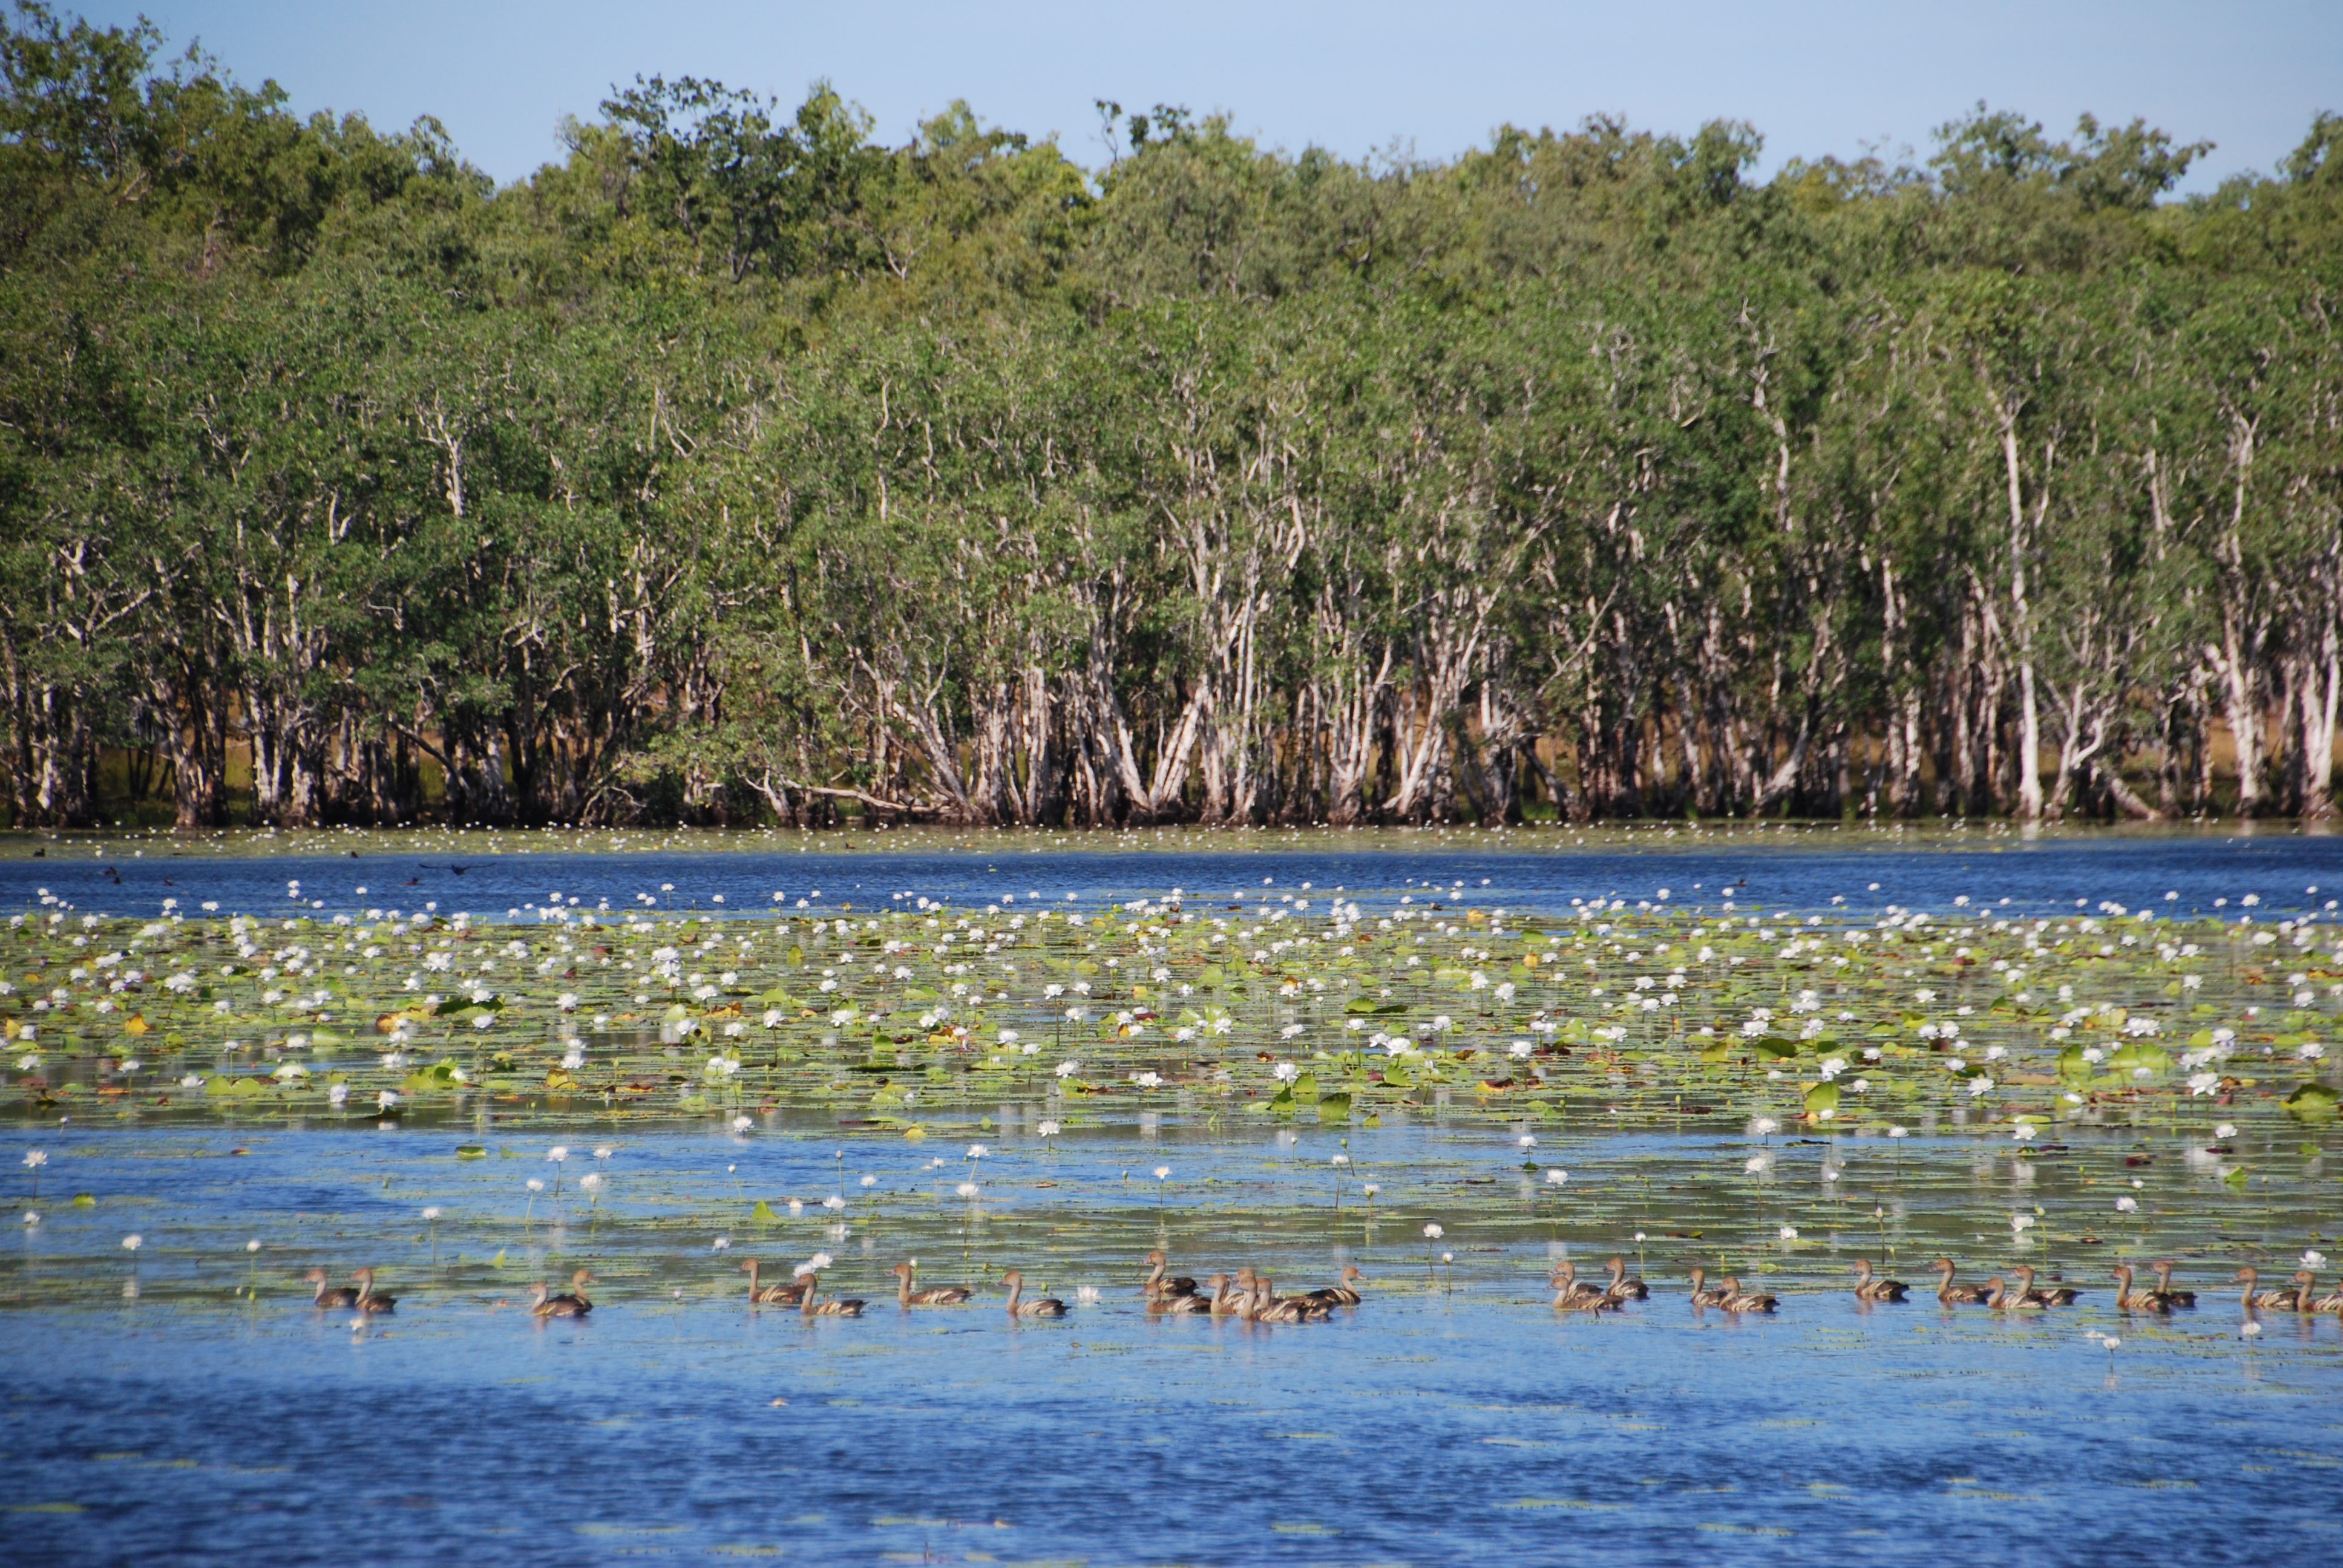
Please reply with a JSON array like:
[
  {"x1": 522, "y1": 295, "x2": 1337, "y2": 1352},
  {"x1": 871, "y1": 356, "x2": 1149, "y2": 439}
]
[{"x1": 2283, "y1": 1082, "x2": 2339, "y2": 1124}]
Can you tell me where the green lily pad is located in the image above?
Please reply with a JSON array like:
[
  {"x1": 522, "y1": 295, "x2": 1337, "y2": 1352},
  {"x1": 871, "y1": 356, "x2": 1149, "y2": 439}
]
[{"x1": 2283, "y1": 1082, "x2": 2339, "y2": 1123}]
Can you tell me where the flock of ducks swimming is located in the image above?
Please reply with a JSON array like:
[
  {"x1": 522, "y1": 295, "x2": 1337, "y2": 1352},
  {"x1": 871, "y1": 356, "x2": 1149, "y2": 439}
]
[
  {"x1": 299, "y1": 1253, "x2": 2343, "y2": 1324},
  {"x1": 1604, "y1": 1256, "x2": 2343, "y2": 1316}
]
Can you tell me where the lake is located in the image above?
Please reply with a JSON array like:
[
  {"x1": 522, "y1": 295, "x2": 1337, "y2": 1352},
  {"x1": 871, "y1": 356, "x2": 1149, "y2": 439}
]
[{"x1": 3, "y1": 828, "x2": 2340, "y2": 1564}]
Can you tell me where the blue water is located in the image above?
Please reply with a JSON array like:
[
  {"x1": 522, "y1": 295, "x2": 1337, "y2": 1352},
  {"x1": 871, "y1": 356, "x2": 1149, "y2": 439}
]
[
  {"x1": 6, "y1": 1284, "x2": 2336, "y2": 1566},
  {"x1": 7, "y1": 827, "x2": 2341, "y2": 923},
  {"x1": 5, "y1": 1112, "x2": 2342, "y2": 1566}
]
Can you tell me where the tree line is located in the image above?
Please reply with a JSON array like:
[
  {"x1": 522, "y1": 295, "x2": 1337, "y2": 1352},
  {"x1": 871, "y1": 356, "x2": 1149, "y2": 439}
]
[{"x1": 3, "y1": 3, "x2": 2340, "y2": 829}]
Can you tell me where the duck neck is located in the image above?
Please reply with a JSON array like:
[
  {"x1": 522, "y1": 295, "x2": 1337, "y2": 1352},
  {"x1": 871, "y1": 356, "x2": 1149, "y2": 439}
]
[{"x1": 799, "y1": 1275, "x2": 818, "y2": 1316}]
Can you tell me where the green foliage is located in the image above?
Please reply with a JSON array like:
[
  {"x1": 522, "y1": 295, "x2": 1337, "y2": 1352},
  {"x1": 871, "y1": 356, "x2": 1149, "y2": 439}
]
[
  {"x1": 4, "y1": 4, "x2": 2340, "y2": 832},
  {"x1": 2284, "y1": 1082, "x2": 2339, "y2": 1124}
]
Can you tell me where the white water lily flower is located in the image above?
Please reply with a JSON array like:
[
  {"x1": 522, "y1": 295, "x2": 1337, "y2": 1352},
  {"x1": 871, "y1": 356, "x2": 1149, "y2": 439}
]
[
  {"x1": 2115, "y1": 1197, "x2": 2138, "y2": 1212},
  {"x1": 1037, "y1": 1120, "x2": 1060, "y2": 1138}
]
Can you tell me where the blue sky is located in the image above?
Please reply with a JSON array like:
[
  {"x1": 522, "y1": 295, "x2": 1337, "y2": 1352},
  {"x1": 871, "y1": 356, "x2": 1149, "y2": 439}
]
[{"x1": 80, "y1": 1, "x2": 2340, "y2": 189}]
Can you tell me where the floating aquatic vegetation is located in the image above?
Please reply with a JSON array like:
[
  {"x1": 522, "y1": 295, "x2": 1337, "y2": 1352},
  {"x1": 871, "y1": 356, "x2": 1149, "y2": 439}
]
[
  {"x1": 4, "y1": 872, "x2": 2332, "y2": 1148},
  {"x1": 1, "y1": 863, "x2": 2336, "y2": 1311}
]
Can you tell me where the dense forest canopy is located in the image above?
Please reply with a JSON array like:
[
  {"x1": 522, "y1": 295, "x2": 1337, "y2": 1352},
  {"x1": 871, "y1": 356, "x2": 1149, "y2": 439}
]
[{"x1": 3, "y1": 3, "x2": 2340, "y2": 830}]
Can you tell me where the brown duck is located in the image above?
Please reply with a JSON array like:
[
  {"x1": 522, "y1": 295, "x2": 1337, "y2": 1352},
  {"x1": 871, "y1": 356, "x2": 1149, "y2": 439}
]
[
  {"x1": 1001, "y1": 1269, "x2": 1067, "y2": 1319},
  {"x1": 1931, "y1": 1258, "x2": 1994, "y2": 1305},
  {"x1": 2148, "y1": 1259, "x2": 2195, "y2": 1307},
  {"x1": 2011, "y1": 1266, "x2": 2080, "y2": 1306},
  {"x1": 352, "y1": 1267, "x2": 396, "y2": 1314},
  {"x1": 532, "y1": 1270, "x2": 594, "y2": 1318},
  {"x1": 740, "y1": 1258, "x2": 808, "y2": 1305},
  {"x1": 305, "y1": 1268, "x2": 358, "y2": 1308},
  {"x1": 1300, "y1": 1266, "x2": 1367, "y2": 1307},
  {"x1": 1550, "y1": 1260, "x2": 1618, "y2": 1312},
  {"x1": 1258, "y1": 1276, "x2": 1331, "y2": 1323},
  {"x1": 892, "y1": 1261, "x2": 972, "y2": 1307},
  {"x1": 796, "y1": 1271, "x2": 865, "y2": 1318},
  {"x1": 1602, "y1": 1257, "x2": 1650, "y2": 1302},
  {"x1": 2234, "y1": 1267, "x2": 2304, "y2": 1312},
  {"x1": 2113, "y1": 1264, "x2": 2178, "y2": 1314},
  {"x1": 1985, "y1": 1276, "x2": 2043, "y2": 1312},
  {"x1": 1852, "y1": 1259, "x2": 1909, "y2": 1302},
  {"x1": 1142, "y1": 1249, "x2": 1199, "y2": 1301}
]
